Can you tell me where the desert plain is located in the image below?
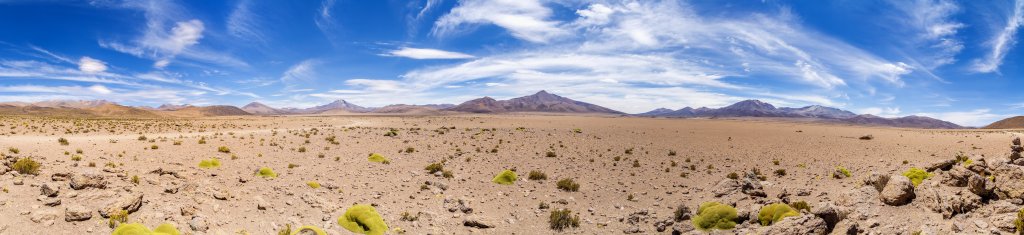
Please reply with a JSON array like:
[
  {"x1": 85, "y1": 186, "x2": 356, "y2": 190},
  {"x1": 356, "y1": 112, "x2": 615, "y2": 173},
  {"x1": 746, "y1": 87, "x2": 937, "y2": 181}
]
[{"x1": 0, "y1": 114, "x2": 1022, "y2": 234}]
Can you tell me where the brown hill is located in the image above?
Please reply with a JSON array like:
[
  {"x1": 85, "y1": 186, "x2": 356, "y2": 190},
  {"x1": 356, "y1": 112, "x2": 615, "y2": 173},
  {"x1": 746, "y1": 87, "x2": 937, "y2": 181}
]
[
  {"x1": 0, "y1": 104, "x2": 96, "y2": 117},
  {"x1": 984, "y1": 116, "x2": 1024, "y2": 129},
  {"x1": 160, "y1": 105, "x2": 251, "y2": 117},
  {"x1": 373, "y1": 104, "x2": 451, "y2": 115},
  {"x1": 84, "y1": 103, "x2": 160, "y2": 118},
  {"x1": 449, "y1": 90, "x2": 623, "y2": 114}
]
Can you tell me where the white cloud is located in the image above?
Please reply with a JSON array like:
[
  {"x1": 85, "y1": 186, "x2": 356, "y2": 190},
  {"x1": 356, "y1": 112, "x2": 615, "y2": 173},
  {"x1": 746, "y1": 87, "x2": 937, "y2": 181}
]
[
  {"x1": 280, "y1": 60, "x2": 318, "y2": 83},
  {"x1": 859, "y1": 107, "x2": 902, "y2": 118},
  {"x1": 384, "y1": 47, "x2": 475, "y2": 59},
  {"x1": 889, "y1": 0, "x2": 964, "y2": 69},
  {"x1": 88, "y1": 84, "x2": 113, "y2": 94},
  {"x1": 315, "y1": 0, "x2": 339, "y2": 39},
  {"x1": 974, "y1": 0, "x2": 1024, "y2": 73},
  {"x1": 78, "y1": 56, "x2": 108, "y2": 74},
  {"x1": 227, "y1": 0, "x2": 265, "y2": 44},
  {"x1": 915, "y1": 109, "x2": 1008, "y2": 127},
  {"x1": 433, "y1": 0, "x2": 568, "y2": 43}
]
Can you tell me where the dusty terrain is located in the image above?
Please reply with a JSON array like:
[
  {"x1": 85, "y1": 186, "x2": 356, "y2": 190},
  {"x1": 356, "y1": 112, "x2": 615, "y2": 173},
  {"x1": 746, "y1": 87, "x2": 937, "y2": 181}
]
[{"x1": 0, "y1": 114, "x2": 1022, "y2": 234}]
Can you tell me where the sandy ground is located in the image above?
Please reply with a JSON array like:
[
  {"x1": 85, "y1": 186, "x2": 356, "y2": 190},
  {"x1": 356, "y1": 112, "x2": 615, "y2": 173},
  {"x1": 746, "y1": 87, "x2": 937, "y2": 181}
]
[{"x1": 0, "y1": 115, "x2": 1020, "y2": 234}]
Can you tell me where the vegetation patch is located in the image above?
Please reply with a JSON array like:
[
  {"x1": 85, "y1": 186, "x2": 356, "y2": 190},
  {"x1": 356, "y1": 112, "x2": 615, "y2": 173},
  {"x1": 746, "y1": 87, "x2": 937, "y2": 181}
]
[
  {"x1": 367, "y1": 153, "x2": 390, "y2": 164},
  {"x1": 692, "y1": 202, "x2": 737, "y2": 231},
  {"x1": 306, "y1": 181, "x2": 321, "y2": 189},
  {"x1": 758, "y1": 203, "x2": 800, "y2": 226},
  {"x1": 338, "y1": 204, "x2": 389, "y2": 235},
  {"x1": 902, "y1": 167, "x2": 932, "y2": 187},
  {"x1": 556, "y1": 178, "x2": 580, "y2": 192},
  {"x1": 112, "y1": 223, "x2": 181, "y2": 235},
  {"x1": 12, "y1": 157, "x2": 40, "y2": 175},
  {"x1": 492, "y1": 170, "x2": 518, "y2": 185},
  {"x1": 528, "y1": 170, "x2": 547, "y2": 180},
  {"x1": 198, "y1": 158, "x2": 222, "y2": 169},
  {"x1": 548, "y1": 208, "x2": 580, "y2": 231},
  {"x1": 256, "y1": 167, "x2": 278, "y2": 179}
]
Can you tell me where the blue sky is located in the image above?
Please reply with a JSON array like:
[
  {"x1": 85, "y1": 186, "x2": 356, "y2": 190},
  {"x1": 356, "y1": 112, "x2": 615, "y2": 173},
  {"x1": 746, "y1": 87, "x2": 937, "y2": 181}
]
[{"x1": 0, "y1": 0, "x2": 1023, "y2": 126}]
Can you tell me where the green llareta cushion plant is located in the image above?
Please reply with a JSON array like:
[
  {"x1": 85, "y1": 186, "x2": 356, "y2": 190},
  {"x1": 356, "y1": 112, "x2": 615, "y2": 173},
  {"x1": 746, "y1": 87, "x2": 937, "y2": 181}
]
[
  {"x1": 367, "y1": 153, "x2": 390, "y2": 164},
  {"x1": 692, "y1": 202, "x2": 737, "y2": 231},
  {"x1": 836, "y1": 166, "x2": 851, "y2": 177},
  {"x1": 306, "y1": 181, "x2": 321, "y2": 189},
  {"x1": 758, "y1": 203, "x2": 800, "y2": 226},
  {"x1": 290, "y1": 226, "x2": 326, "y2": 235},
  {"x1": 256, "y1": 167, "x2": 278, "y2": 179},
  {"x1": 197, "y1": 158, "x2": 221, "y2": 169},
  {"x1": 112, "y1": 223, "x2": 181, "y2": 235},
  {"x1": 338, "y1": 204, "x2": 389, "y2": 235},
  {"x1": 902, "y1": 167, "x2": 932, "y2": 187},
  {"x1": 492, "y1": 170, "x2": 518, "y2": 185}
]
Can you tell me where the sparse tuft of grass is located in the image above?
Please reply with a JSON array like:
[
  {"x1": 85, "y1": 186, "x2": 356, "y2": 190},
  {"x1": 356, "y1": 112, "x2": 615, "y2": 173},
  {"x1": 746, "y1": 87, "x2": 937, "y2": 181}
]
[
  {"x1": 528, "y1": 170, "x2": 547, "y2": 180},
  {"x1": 12, "y1": 157, "x2": 40, "y2": 175},
  {"x1": 217, "y1": 146, "x2": 230, "y2": 153},
  {"x1": 556, "y1": 178, "x2": 579, "y2": 192},
  {"x1": 425, "y1": 162, "x2": 444, "y2": 174},
  {"x1": 548, "y1": 209, "x2": 580, "y2": 231},
  {"x1": 726, "y1": 172, "x2": 739, "y2": 180},
  {"x1": 545, "y1": 151, "x2": 557, "y2": 158},
  {"x1": 58, "y1": 137, "x2": 69, "y2": 146}
]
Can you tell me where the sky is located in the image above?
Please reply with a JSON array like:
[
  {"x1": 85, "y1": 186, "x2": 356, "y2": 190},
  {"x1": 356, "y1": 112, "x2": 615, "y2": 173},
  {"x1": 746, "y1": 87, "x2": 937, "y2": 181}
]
[{"x1": 0, "y1": 0, "x2": 1023, "y2": 126}]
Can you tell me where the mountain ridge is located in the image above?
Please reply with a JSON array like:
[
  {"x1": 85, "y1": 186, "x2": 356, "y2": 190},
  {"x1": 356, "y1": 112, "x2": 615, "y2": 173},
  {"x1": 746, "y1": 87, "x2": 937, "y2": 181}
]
[{"x1": 638, "y1": 100, "x2": 960, "y2": 129}]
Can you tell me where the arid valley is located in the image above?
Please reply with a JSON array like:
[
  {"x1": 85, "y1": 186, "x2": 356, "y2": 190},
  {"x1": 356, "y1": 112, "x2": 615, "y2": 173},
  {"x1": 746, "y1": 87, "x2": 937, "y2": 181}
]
[{"x1": 3, "y1": 113, "x2": 1024, "y2": 234}]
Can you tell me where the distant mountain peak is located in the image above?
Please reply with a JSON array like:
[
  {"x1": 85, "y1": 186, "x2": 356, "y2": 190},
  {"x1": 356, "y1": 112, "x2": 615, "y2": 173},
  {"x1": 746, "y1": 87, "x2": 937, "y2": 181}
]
[
  {"x1": 637, "y1": 100, "x2": 959, "y2": 129},
  {"x1": 448, "y1": 90, "x2": 623, "y2": 114}
]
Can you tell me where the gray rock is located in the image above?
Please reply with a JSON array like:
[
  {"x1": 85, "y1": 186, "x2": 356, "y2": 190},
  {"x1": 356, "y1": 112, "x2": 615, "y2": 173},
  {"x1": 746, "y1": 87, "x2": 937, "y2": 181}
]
[
  {"x1": 41, "y1": 197, "x2": 60, "y2": 207},
  {"x1": 879, "y1": 175, "x2": 915, "y2": 206},
  {"x1": 967, "y1": 173, "x2": 990, "y2": 197},
  {"x1": 30, "y1": 209, "x2": 60, "y2": 226},
  {"x1": 712, "y1": 179, "x2": 741, "y2": 197},
  {"x1": 990, "y1": 162, "x2": 1024, "y2": 200},
  {"x1": 463, "y1": 217, "x2": 495, "y2": 229},
  {"x1": 99, "y1": 192, "x2": 143, "y2": 218},
  {"x1": 40, "y1": 183, "x2": 59, "y2": 197},
  {"x1": 623, "y1": 226, "x2": 643, "y2": 234},
  {"x1": 213, "y1": 189, "x2": 229, "y2": 200},
  {"x1": 916, "y1": 180, "x2": 982, "y2": 219},
  {"x1": 69, "y1": 173, "x2": 106, "y2": 190},
  {"x1": 760, "y1": 215, "x2": 827, "y2": 235},
  {"x1": 863, "y1": 172, "x2": 889, "y2": 192},
  {"x1": 741, "y1": 171, "x2": 766, "y2": 197},
  {"x1": 943, "y1": 165, "x2": 973, "y2": 187},
  {"x1": 189, "y1": 216, "x2": 209, "y2": 232},
  {"x1": 811, "y1": 202, "x2": 846, "y2": 231},
  {"x1": 64, "y1": 206, "x2": 92, "y2": 222},
  {"x1": 927, "y1": 159, "x2": 956, "y2": 172},
  {"x1": 444, "y1": 198, "x2": 473, "y2": 214},
  {"x1": 653, "y1": 218, "x2": 674, "y2": 232}
]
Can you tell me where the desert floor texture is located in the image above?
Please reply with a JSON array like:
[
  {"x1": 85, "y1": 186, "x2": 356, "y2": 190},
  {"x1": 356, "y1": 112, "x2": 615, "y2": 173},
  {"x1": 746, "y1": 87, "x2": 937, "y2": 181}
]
[{"x1": 0, "y1": 114, "x2": 1021, "y2": 234}]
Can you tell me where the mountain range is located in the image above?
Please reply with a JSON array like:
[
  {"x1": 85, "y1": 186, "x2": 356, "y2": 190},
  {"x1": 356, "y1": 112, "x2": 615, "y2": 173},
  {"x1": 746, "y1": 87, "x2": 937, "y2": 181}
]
[
  {"x1": 0, "y1": 91, "x2": 971, "y2": 128},
  {"x1": 639, "y1": 100, "x2": 961, "y2": 129}
]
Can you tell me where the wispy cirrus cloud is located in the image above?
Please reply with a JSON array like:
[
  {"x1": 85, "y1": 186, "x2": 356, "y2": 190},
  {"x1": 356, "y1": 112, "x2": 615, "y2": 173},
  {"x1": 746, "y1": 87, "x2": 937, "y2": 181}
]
[
  {"x1": 432, "y1": 0, "x2": 568, "y2": 43},
  {"x1": 973, "y1": 0, "x2": 1024, "y2": 73},
  {"x1": 280, "y1": 59, "x2": 319, "y2": 84},
  {"x1": 383, "y1": 47, "x2": 474, "y2": 59}
]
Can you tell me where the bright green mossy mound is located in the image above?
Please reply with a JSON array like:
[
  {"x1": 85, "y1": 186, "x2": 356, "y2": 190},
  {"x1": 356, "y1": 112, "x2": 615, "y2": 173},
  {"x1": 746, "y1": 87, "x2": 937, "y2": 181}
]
[
  {"x1": 291, "y1": 226, "x2": 326, "y2": 235},
  {"x1": 112, "y1": 223, "x2": 181, "y2": 235},
  {"x1": 338, "y1": 204, "x2": 389, "y2": 235},
  {"x1": 902, "y1": 167, "x2": 932, "y2": 187},
  {"x1": 758, "y1": 203, "x2": 800, "y2": 226},
  {"x1": 367, "y1": 153, "x2": 390, "y2": 164},
  {"x1": 197, "y1": 158, "x2": 221, "y2": 169},
  {"x1": 256, "y1": 167, "x2": 278, "y2": 179},
  {"x1": 492, "y1": 170, "x2": 518, "y2": 185},
  {"x1": 692, "y1": 202, "x2": 737, "y2": 231}
]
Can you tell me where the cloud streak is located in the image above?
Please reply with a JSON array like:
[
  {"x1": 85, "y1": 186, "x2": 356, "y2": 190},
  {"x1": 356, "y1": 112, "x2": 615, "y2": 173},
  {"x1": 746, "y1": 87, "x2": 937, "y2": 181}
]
[
  {"x1": 384, "y1": 47, "x2": 474, "y2": 59},
  {"x1": 973, "y1": 0, "x2": 1024, "y2": 73}
]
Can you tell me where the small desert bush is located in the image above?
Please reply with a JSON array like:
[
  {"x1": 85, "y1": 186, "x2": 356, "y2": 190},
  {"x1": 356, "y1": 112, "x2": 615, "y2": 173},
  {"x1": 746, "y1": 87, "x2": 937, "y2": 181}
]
[
  {"x1": 58, "y1": 137, "x2": 69, "y2": 146},
  {"x1": 338, "y1": 204, "x2": 389, "y2": 235},
  {"x1": 297, "y1": 146, "x2": 307, "y2": 153},
  {"x1": 12, "y1": 157, "x2": 40, "y2": 175},
  {"x1": 131, "y1": 175, "x2": 140, "y2": 185},
  {"x1": 217, "y1": 146, "x2": 230, "y2": 153},
  {"x1": 1014, "y1": 208, "x2": 1024, "y2": 234},
  {"x1": 859, "y1": 134, "x2": 873, "y2": 140},
  {"x1": 835, "y1": 166, "x2": 851, "y2": 178},
  {"x1": 400, "y1": 211, "x2": 419, "y2": 221},
  {"x1": 198, "y1": 158, "x2": 221, "y2": 169},
  {"x1": 549, "y1": 209, "x2": 580, "y2": 231},
  {"x1": 556, "y1": 178, "x2": 579, "y2": 192},
  {"x1": 306, "y1": 181, "x2": 321, "y2": 189},
  {"x1": 368, "y1": 153, "x2": 390, "y2": 164},
  {"x1": 442, "y1": 170, "x2": 454, "y2": 178},
  {"x1": 71, "y1": 155, "x2": 82, "y2": 161},
  {"x1": 528, "y1": 170, "x2": 547, "y2": 180},
  {"x1": 7, "y1": 147, "x2": 18, "y2": 154},
  {"x1": 902, "y1": 167, "x2": 932, "y2": 187},
  {"x1": 150, "y1": 145, "x2": 158, "y2": 150},
  {"x1": 692, "y1": 202, "x2": 737, "y2": 231},
  {"x1": 111, "y1": 223, "x2": 180, "y2": 235},
  {"x1": 492, "y1": 170, "x2": 518, "y2": 185},
  {"x1": 384, "y1": 129, "x2": 398, "y2": 137},
  {"x1": 545, "y1": 151, "x2": 557, "y2": 158},
  {"x1": 256, "y1": 167, "x2": 278, "y2": 178},
  {"x1": 789, "y1": 201, "x2": 811, "y2": 212},
  {"x1": 774, "y1": 169, "x2": 786, "y2": 177},
  {"x1": 425, "y1": 162, "x2": 444, "y2": 173},
  {"x1": 108, "y1": 209, "x2": 129, "y2": 228},
  {"x1": 758, "y1": 203, "x2": 800, "y2": 226}
]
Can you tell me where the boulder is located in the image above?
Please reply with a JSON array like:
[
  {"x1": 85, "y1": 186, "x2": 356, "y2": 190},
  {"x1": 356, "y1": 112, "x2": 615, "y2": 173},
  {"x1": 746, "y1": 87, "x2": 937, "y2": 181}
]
[
  {"x1": 760, "y1": 215, "x2": 828, "y2": 235},
  {"x1": 69, "y1": 173, "x2": 106, "y2": 190},
  {"x1": 879, "y1": 175, "x2": 915, "y2": 206},
  {"x1": 811, "y1": 202, "x2": 847, "y2": 231},
  {"x1": 30, "y1": 209, "x2": 60, "y2": 226},
  {"x1": 64, "y1": 206, "x2": 92, "y2": 222},
  {"x1": 967, "y1": 173, "x2": 991, "y2": 197},
  {"x1": 40, "y1": 183, "x2": 59, "y2": 197},
  {"x1": 463, "y1": 216, "x2": 495, "y2": 229},
  {"x1": 990, "y1": 162, "x2": 1024, "y2": 200},
  {"x1": 942, "y1": 165, "x2": 972, "y2": 187},
  {"x1": 741, "y1": 171, "x2": 766, "y2": 197},
  {"x1": 863, "y1": 172, "x2": 889, "y2": 192},
  {"x1": 99, "y1": 192, "x2": 143, "y2": 218},
  {"x1": 926, "y1": 159, "x2": 956, "y2": 172},
  {"x1": 915, "y1": 180, "x2": 982, "y2": 219}
]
